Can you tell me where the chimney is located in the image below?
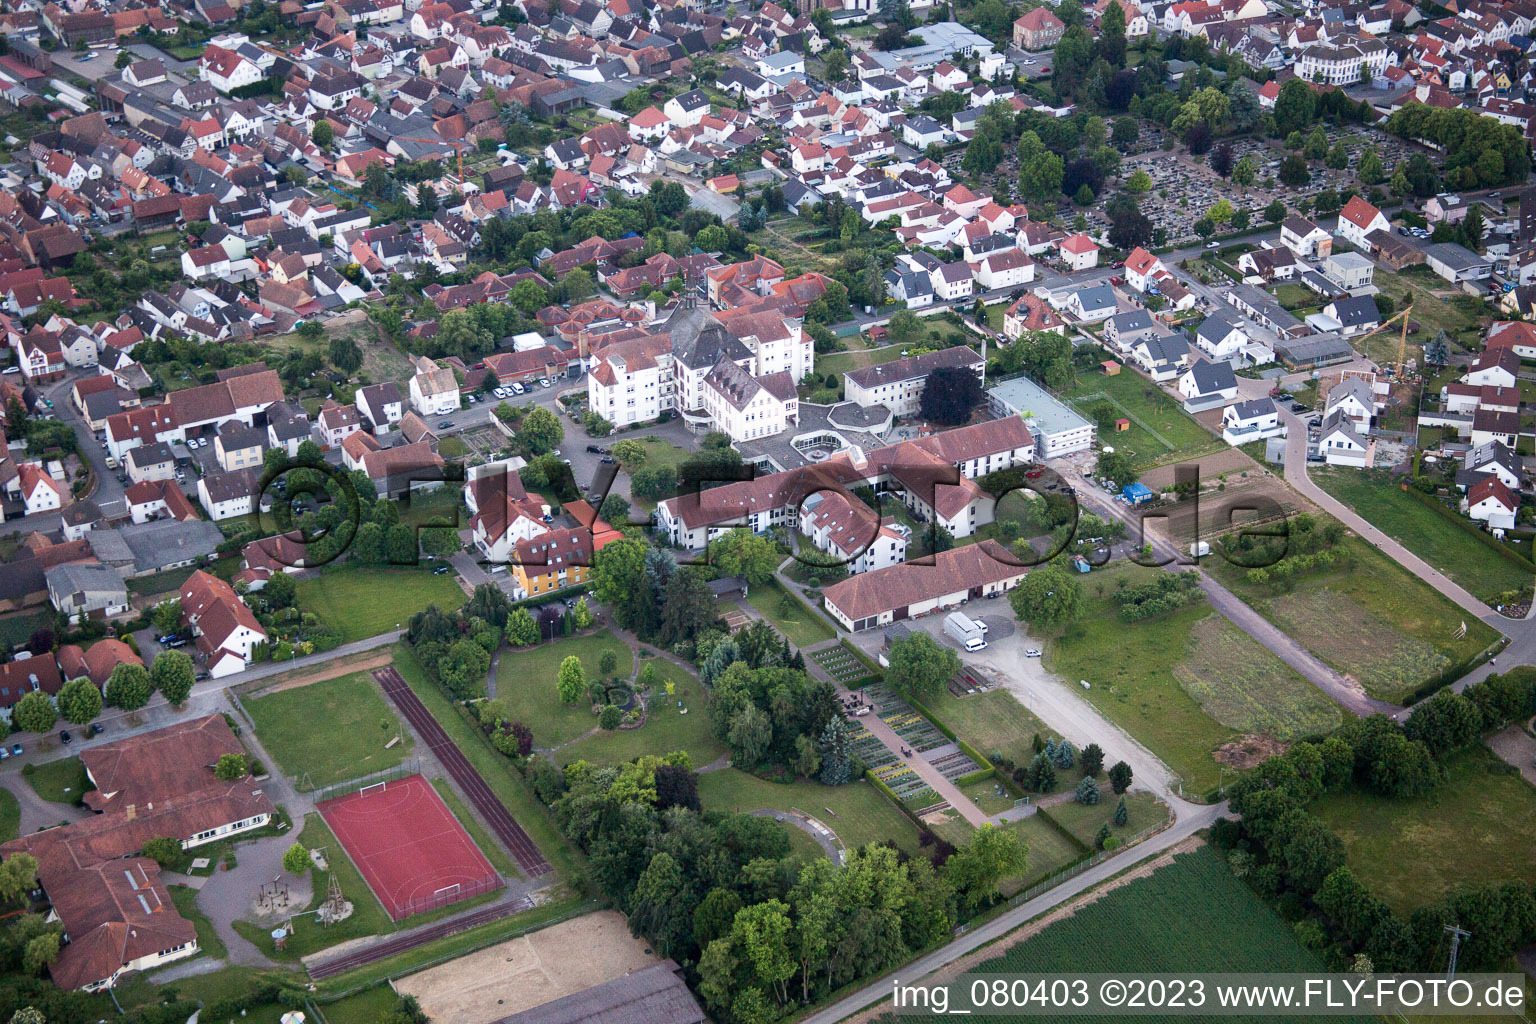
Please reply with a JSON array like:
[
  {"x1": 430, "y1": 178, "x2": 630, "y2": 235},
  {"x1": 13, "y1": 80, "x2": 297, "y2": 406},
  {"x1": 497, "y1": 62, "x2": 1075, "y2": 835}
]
[{"x1": 124, "y1": 804, "x2": 136, "y2": 820}]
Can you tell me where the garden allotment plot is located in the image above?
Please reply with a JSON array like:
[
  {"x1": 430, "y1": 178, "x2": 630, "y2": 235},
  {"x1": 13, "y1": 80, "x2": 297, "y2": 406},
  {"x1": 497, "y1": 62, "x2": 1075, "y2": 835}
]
[{"x1": 852, "y1": 682, "x2": 983, "y2": 804}]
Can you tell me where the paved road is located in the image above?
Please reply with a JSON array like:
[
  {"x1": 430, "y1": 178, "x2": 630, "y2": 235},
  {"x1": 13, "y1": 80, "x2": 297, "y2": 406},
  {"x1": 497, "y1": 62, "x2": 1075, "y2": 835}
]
[
  {"x1": 1059, "y1": 465, "x2": 1401, "y2": 717},
  {"x1": 1278, "y1": 406, "x2": 1497, "y2": 624},
  {"x1": 800, "y1": 801, "x2": 1227, "y2": 1024}
]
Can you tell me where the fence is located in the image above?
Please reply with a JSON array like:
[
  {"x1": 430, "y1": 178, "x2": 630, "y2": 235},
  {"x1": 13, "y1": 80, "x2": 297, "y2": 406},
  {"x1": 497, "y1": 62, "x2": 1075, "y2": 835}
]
[
  {"x1": 1003, "y1": 818, "x2": 1171, "y2": 908},
  {"x1": 310, "y1": 760, "x2": 422, "y2": 803},
  {"x1": 393, "y1": 874, "x2": 502, "y2": 920}
]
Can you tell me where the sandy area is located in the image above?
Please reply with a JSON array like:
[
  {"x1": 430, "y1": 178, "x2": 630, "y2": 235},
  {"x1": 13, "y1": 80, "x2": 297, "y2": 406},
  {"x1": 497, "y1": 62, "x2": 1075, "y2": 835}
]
[
  {"x1": 392, "y1": 910, "x2": 662, "y2": 1024},
  {"x1": 241, "y1": 650, "x2": 395, "y2": 698},
  {"x1": 1486, "y1": 722, "x2": 1536, "y2": 786}
]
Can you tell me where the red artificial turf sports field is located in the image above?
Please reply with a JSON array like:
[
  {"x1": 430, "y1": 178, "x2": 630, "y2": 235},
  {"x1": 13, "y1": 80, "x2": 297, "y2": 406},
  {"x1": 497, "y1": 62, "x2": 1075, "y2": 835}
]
[{"x1": 317, "y1": 773, "x2": 502, "y2": 921}]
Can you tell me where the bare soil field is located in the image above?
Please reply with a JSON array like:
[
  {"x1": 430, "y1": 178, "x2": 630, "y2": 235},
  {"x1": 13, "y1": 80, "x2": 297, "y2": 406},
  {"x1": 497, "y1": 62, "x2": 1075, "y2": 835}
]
[{"x1": 392, "y1": 910, "x2": 662, "y2": 1024}]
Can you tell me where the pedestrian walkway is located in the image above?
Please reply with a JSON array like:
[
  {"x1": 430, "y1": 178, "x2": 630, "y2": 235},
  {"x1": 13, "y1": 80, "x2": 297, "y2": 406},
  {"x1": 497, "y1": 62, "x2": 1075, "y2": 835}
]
[{"x1": 800, "y1": 655, "x2": 990, "y2": 828}]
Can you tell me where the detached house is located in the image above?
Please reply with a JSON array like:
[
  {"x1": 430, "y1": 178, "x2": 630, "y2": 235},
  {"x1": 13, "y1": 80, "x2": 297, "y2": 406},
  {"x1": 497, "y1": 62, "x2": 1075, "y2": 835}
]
[{"x1": 1335, "y1": 196, "x2": 1390, "y2": 249}]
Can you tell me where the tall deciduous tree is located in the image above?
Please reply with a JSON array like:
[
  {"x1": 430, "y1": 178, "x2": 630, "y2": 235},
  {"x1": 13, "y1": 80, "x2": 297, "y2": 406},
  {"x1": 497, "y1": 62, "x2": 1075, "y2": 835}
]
[
  {"x1": 57, "y1": 677, "x2": 102, "y2": 724},
  {"x1": 557, "y1": 655, "x2": 585, "y2": 703},
  {"x1": 105, "y1": 662, "x2": 153, "y2": 711},
  {"x1": 918, "y1": 366, "x2": 987, "y2": 425},
  {"x1": 886, "y1": 632, "x2": 960, "y2": 700},
  {"x1": 1008, "y1": 565, "x2": 1083, "y2": 628}
]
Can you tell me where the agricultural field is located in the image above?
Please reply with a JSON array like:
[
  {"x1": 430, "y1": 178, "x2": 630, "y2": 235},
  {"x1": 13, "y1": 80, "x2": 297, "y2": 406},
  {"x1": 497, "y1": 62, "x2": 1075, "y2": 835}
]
[
  {"x1": 245, "y1": 672, "x2": 414, "y2": 789},
  {"x1": 1207, "y1": 535, "x2": 1499, "y2": 704},
  {"x1": 1311, "y1": 469, "x2": 1532, "y2": 603},
  {"x1": 967, "y1": 847, "x2": 1376, "y2": 1024},
  {"x1": 489, "y1": 631, "x2": 634, "y2": 748},
  {"x1": 696, "y1": 770, "x2": 922, "y2": 855},
  {"x1": 294, "y1": 566, "x2": 466, "y2": 643},
  {"x1": 1062, "y1": 371, "x2": 1225, "y2": 472},
  {"x1": 1311, "y1": 747, "x2": 1536, "y2": 915},
  {"x1": 1046, "y1": 563, "x2": 1314, "y2": 792}
]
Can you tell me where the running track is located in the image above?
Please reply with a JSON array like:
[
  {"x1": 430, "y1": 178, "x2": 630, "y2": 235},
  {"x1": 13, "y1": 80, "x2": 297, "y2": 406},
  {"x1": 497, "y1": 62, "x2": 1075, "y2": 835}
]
[
  {"x1": 307, "y1": 895, "x2": 534, "y2": 979},
  {"x1": 373, "y1": 667, "x2": 552, "y2": 878}
]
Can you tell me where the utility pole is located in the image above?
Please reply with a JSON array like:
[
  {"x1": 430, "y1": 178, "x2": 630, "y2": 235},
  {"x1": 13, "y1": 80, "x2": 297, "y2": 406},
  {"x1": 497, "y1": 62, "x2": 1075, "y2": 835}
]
[{"x1": 1444, "y1": 924, "x2": 1471, "y2": 980}]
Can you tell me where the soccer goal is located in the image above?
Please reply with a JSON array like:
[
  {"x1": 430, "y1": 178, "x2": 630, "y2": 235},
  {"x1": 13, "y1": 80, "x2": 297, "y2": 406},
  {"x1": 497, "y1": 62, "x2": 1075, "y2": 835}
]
[{"x1": 358, "y1": 780, "x2": 390, "y2": 798}]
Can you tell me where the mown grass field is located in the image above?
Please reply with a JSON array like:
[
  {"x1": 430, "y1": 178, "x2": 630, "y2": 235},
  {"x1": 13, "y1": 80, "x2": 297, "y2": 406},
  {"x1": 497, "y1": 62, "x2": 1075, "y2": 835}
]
[
  {"x1": 1172, "y1": 616, "x2": 1342, "y2": 739},
  {"x1": 1062, "y1": 370, "x2": 1225, "y2": 472},
  {"x1": 920, "y1": 688, "x2": 1061, "y2": 768},
  {"x1": 746, "y1": 581, "x2": 836, "y2": 648},
  {"x1": 555, "y1": 662, "x2": 726, "y2": 768},
  {"x1": 490, "y1": 631, "x2": 633, "y2": 748},
  {"x1": 0, "y1": 786, "x2": 18, "y2": 843},
  {"x1": 970, "y1": 847, "x2": 1376, "y2": 1024},
  {"x1": 245, "y1": 672, "x2": 414, "y2": 789},
  {"x1": 1311, "y1": 747, "x2": 1536, "y2": 915},
  {"x1": 1045, "y1": 565, "x2": 1238, "y2": 793},
  {"x1": 24, "y1": 756, "x2": 92, "y2": 805},
  {"x1": 1312, "y1": 469, "x2": 1532, "y2": 602},
  {"x1": 1207, "y1": 535, "x2": 1499, "y2": 704},
  {"x1": 696, "y1": 771, "x2": 921, "y2": 855},
  {"x1": 1038, "y1": 791, "x2": 1166, "y2": 849},
  {"x1": 295, "y1": 566, "x2": 466, "y2": 642}
]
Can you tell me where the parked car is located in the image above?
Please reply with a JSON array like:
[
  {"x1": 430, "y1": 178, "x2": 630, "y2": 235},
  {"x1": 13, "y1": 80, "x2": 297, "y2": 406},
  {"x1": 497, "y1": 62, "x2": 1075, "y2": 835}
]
[
  {"x1": 104, "y1": 457, "x2": 118, "y2": 469},
  {"x1": 1025, "y1": 648, "x2": 1041, "y2": 658},
  {"x1": 586, "y1": 445, "x2": 605, "y2": 454},
  {"x1": 432, "y1": 564, "x2": 452, "y2": 575},
  {"x1": 438, "y1": 421, "x2": 453, "y2": 430},
  {"x1": 540, "y1": 379, "x2": 551, "y2": 388},
  {"x1": 601, "y1": 456, "x2": 615, "y2": 464},
  {"x1": 88, "y1": 723, "x2": 104, "y2": 736},
  {"x1": 58, "y1": 730, "x2": 72, "y2": 744},
  {"x1": 10, "y1": 744, "x2": 21, "y2": 756}
]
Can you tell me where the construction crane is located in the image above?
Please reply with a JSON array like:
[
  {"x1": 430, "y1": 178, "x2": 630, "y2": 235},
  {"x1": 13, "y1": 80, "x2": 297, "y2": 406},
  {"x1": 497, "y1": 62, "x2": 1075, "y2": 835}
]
[{"x1": 1347, "y1": 304, "x2": 1415, "y2": 377}]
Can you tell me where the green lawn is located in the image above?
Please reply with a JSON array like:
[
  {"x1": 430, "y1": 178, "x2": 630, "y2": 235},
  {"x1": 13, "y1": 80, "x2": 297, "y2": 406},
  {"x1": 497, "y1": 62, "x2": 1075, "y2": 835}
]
[
  {"x1": 295, "y1": 566, "x2": 466, "y2": 642},
  {"x1": 234, "y1": 812, "x2": 393, "y2": 960},
  {"x1": 1273, "y1": 282, "x2": 1314, "y2": 310},
  {"x1": 1206, "y1": 535, "x2": 1499, "y2": 703},
  {"x1": 398, "y1": 487, "x2": 463, "y2": 529},
  {"x1": 1311, "y1": 747, "x2": 1536, "y2": 915},
  {"x1": 920, "y1": 688, "x2": 1060, "y2": 769},
  {"x1": 391, "y1": 644, "x2": 578, "y2": 884},
  {"x1": 1312, "y1": 469, "x2": 1532, "y2": 602},
  {"x1": 490, "y1": 631, "x2": 634, "y2": 749},
  {"x1": 971, "y1": 847, "x2": 1373, "y2": 1023},
  {"x1": 24, "y1": 756, "x2": 93, "y2": 805},
  {"x1": 997, "y1": 815, "x2": 1086, "y2": 892},
  {"x1": 245, "y1": 672, "x2": 414, "y2": 790},
  {"x1": 1062, "y1": 369, "x2": 1225, "y2": 472},
  {"x1": 0, "y1": 611, "x2": 50, "y2": 650},
  {"x1": 1172, "y1": 614, "x2": 1342, "y2": 740},
  {"x1": 696, "y1": 770, "x2": 922, "y2": 854},
  {"x1": 169, "y1": 884, "x2": 227, "y2": 960},
  {"x1": 1037, "y1": 791, "x2": 1166, "y2": 849},
  {"x1": 625, "y1": 436, "x2": 693, "y2": 509},
  {"x1": 319, "y1": 987, "x2": 405, "y2": 1024},
  {"x1": 0, "y1": 786, "x2": 17, "y2": 843},
  {"x1": 745, "y1": 581, "x2": 836, "y2": 648},
  {"x1": 1045, "y1": 564, "x2": 1240, "y2": 794},
  {"x1": 815, "y1": 343, "x2": 907, "y2": 380},
  {"x1": 555, "y1": 664, "x2": 726, "y2": 767},
  {"x1": 430, "y1": 778, "x2": 517, "y2": 878}
]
